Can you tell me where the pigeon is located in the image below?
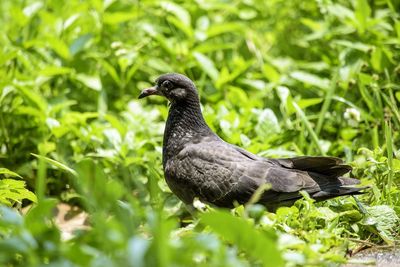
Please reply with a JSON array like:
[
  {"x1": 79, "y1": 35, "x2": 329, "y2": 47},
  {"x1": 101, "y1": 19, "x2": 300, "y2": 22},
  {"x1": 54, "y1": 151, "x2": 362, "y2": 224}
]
[{"x1": 139, "y1": 73, "x2": 366, "y2": 210}]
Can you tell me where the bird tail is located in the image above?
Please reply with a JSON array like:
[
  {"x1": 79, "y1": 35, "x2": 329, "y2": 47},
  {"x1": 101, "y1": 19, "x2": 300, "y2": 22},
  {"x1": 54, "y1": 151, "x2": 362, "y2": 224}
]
[
  {"x1": 311, "y1": 178, "x2": 369, "y2": 200},
  {"x1": 274, "y1": 156, "x2": 352, "y2": 178}
]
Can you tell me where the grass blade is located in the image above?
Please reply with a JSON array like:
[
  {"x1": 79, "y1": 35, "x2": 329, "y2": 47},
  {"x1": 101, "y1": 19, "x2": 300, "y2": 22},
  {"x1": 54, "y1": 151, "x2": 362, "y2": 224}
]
[{"x1": 293, "y1": 102, "x2": 325, "y2": 155}]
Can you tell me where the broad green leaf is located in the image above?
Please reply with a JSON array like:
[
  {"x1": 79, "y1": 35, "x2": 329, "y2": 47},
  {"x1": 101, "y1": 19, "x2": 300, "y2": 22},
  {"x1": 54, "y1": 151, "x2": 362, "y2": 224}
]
[
  {"x1": 160, "y1": 1, "x2": 191, "y2": 26},
  {"x1": 193, "y1": 52, "x2": 219, "y2": 81},
  {"x1": 206, "y1": 23, "x2": 243, "y2": 38},
  {"x1": 239, "y1": 8, "x2": 258, "y2": 20},
  {"x1": 326, "y1": 4, "x2": 354, "y2": 20},
  {"x1": 16, "y1": 189, "x2": 37, "y2": 203},
  {"x1": 263, "y1": 64, "x2": 280, "y2": 83},
  {"x1": 25, "y1": 198, "x2": 58, "y2": 234},
  {"x1": 0, "y1": 206, "x2": 23, "y2": 226},
  {"x1": 333, "y1": 40, "x2": 371, "y2": 52},
  {"x1": 0, "y1": 179, "x2": 37, "y2": 204},
  {"x1": 75, "y1": 74, "x2": 102, "y2": 91},
  {"x1": 0, "y1": 168, "x2": 22, "y2": 178},
  {"x1": 371, "y1": 47, "x2": 382, "y2": 72},
  {"x1": 70, "y1": 34, "x2": 92, "y2": 55},
  {"x1": 47, "y1": 37, "x2": 71, "y2": 60},
  {"x1": 354, "y1": 0, "x2": 371, "y2": 34},
  {"x1": 362, "y1": 205, "x2": 399, "y2": 244},
  {"x1": 0, "y1": 85, "x2": 15, "y2": 104},
  {"x1": 99, "y1": 60, "x2": 122, "y2": 86},
  {"x1": 301, "y1": 18, "x2": 323, "y2": 32},
  {"x1": 0, "y1": 179, "x2": 26, "y2": 188},
  {"x1": 215, "y1": 58, "x2": 253, "y2": 88},
  {"x1": 290, "y1": 71, "x2": 329, "y2": 90},
  {"x1": 147, "y1": 58, "x2": 175, "y2": 73},
  {"x1": 395, "y1": 20, "x2": 400, "y2": 41},
  {"x1": 103, "y1": 11, "x2": 139, "y2": 24},
  {"x1": 31, "y1": 153, "x2": 78, "y2": 177},
  {"x1": 39, "y1": 66, "x2": 73, "y2": 76},
  {"x1": 15, "y1": 85, "x2": 47, "y2": 112},
  {"x1": 166, "y1": 16, "x2": 193, "y2": 38},
  {"x1": 254, "y1": 108, "x2": 281, "y2": 138},
  {"x1": 127, "y1": 237, "x2": 150, "y2": 267},
  {"x1": 63, "y1": 14, "x2": 80, "y2": 30},
  {"x1": 15, "y1": 106, "x2": 45, "y2": 119},
  {"x1": 201, "y1": 210, "x2": 283, "y2": 267},
  {"x1": 340, "y1": 128, "x2": 359, "y2": 140},
  {"x1": 392, "y1": 158, "x2": 400, "y2": 171},
  {"x1": 297, "y1": 98, "x2": 323, "y2": 110},
  {"x1": 22, "y1": 2, "x2": 43, "y2": 17}
]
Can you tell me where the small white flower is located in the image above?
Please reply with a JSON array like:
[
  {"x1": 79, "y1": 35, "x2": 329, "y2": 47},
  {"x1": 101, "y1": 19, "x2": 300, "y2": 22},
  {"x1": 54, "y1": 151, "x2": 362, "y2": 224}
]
[
  {"x1": 193, "y1": 197, "x2": 207, "y2": 211},
  {"x1": 344, "y1": 108, "x2": 361, "y2": 126}
]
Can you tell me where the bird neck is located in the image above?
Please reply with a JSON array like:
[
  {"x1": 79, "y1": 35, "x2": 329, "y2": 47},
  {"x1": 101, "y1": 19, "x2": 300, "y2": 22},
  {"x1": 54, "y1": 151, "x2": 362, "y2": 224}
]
[{"x1": 163, "y1": 99, "x2": 213, "y2": 166}]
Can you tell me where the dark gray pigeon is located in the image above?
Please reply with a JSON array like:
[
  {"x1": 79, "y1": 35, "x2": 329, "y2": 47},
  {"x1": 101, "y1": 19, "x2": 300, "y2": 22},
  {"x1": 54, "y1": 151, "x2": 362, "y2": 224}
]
[{"x1": 139, "y1": 73, "x2": 366, "y2": 210}]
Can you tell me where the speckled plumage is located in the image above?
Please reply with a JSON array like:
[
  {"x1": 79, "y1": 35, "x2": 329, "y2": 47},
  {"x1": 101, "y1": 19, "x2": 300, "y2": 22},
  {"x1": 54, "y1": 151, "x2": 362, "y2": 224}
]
[{"x1": 139, "y1": 73, "x2": 366, "y2": 210}]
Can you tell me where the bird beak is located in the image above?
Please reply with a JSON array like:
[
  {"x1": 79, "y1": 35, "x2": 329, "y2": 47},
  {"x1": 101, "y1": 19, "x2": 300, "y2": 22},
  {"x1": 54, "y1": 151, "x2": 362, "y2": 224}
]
[{"x1": 138, "y1": 86, "x2": 162, "y2": 99}]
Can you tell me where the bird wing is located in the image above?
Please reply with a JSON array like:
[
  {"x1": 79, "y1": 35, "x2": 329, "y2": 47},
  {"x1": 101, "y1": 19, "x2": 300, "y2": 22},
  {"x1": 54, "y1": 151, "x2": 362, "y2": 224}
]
[
  {"x1": 166, "y1": 141, "x2": 362, "y2": 208},
  {"x1": 167, "y1": 140, "x2": 254, "y2": 206},
  {"x1": 167, "y1": 141, "x2": 329, "y2": 207}
]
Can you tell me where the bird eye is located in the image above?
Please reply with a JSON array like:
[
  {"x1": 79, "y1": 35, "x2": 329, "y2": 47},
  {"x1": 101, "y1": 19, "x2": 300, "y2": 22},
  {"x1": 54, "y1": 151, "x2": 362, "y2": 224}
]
[{"x1": 162, "y1": 80, "x2": 173, "y2": 89}]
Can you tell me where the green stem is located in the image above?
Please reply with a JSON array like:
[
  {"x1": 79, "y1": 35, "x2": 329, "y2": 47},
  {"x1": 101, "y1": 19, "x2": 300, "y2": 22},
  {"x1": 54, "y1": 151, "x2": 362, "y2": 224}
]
[{"x1": 293, "y1": 102, "x2": 325, "y2": 156}]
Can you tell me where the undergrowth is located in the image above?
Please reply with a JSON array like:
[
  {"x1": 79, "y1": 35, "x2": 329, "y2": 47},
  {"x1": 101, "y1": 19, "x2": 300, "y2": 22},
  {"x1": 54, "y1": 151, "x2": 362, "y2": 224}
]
[{"x1": 0, "y1": 0, "x2": 399, "y2": 266}]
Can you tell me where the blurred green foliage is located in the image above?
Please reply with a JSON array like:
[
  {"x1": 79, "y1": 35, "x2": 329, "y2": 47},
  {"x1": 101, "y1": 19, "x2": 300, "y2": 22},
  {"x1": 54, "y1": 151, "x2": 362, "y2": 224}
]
[{"x1": 0, "y1": 0, "x2": 400, "y2": 266}]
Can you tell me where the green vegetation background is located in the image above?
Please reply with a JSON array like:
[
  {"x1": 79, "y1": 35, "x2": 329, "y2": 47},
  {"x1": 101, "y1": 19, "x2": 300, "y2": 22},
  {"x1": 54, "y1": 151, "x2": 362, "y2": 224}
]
[{"x1": 0, "y1": 0, "x2": 399, "y2": 266}]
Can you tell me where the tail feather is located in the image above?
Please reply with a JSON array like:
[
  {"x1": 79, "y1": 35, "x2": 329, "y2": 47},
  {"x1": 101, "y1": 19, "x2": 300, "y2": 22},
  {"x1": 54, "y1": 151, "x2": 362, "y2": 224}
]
[
  {"x1": 263, "y1": 156, "x2": 368, "y2": 210},
  {"x1": 274, "y1": 156, "x2": 352, "y2": 178},
  {"x1": 311, "y1": 185, "x2": 368, "y2": 201}
]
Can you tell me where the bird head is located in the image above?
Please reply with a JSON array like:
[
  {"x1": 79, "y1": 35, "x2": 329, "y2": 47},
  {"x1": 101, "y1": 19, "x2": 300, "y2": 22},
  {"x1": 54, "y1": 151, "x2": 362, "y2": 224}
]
[{"x1": 138, "y1": 73, "x2": 198, "y2": 103}]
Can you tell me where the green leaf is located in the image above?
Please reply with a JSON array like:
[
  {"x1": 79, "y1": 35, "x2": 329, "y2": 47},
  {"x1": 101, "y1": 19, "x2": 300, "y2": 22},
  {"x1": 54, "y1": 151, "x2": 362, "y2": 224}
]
[
  {"x1": 75, "y1": 74, "x2": 102, "y2": 91},
  {"x1": 31, "y1": 153, "x2": 78, "y2": 177},
  {"x1": 0, "y1": 168, "x2": 22, "y2": 178},
  {"x1": 22, "y1": 2, "x2": 43, "y2": 17},
  {"x1": 0, "y1": 206, "x2": 23, "y2": 226},
  {"x1": 354, "y1": 0, "x2": 371, "y2": 34},
  {"x1": 297, "y1": 98, "x2": 323, "y2": 110},
  {"x1": 24, "y1": 198, "x2": 59, "y2": 234},
  {"x1": 15, "y1": 85, "x2": 47, "y2": 112},
  {"x1": 201, "y1": 210, "x2": 283, "y2": 267},
  {"x1": 69, "y1": 34, "x2": 92, "y2": 55},
  {"x1": 18, "y1": 189, "x2": 37, "y2": 203},
  {"x1": 384, "y1": 120, "x2": 394, "y2": 201},
  {"x1": 0, "y1": 179, "x2": 37, "y2": 205},
  {"x1": 193, "y1": 52, "x2": 219, "y2": 81},
  {"x1": 206, "y1": 23, "x2": 244, "y2": 38},
  {"x1": 395, "y1": 20, "x2": 400, "y2": 41},
  {"x1": 47, "y1": 37, "x2": 71, "y2": 60},
  {"x1": 290, "y1": 71, "x2": 329, "y2": 90},
  {"x1": 263, "y1": 64, "x2": 280, "y2": 83},
  {"x1": 371, "y1": 47, "x2": 382, "y2": 72},
  {"x1": 39, "y1": 66, "x2": 73, "y2": 76},
  {"x1": 254, "y1": 108, "x2": 281, "y2": 138},
  {"x1": 160, "y1": 1, "x2": 191, "y2": 26},
  {"x1": 363, "y1": 205, "x2": 399, "y2": 244},
  {"x1": 99, "y1": 60, "x2": 121, "y2": 86},
  {"x1": 103, "y1": 11, "x2": 139, "y2": 25},
  {"x1": 333, "y1": 40, "x2": 371, "y2": 52},
  {"x1": 166, "y1": 16, "x2": 193, "y2": 38}
]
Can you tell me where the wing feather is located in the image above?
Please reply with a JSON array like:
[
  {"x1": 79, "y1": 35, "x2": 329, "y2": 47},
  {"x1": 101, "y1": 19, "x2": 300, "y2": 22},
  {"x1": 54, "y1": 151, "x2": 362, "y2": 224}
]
[{"x1": 165, "y1": 141, "x2": 364, "y2": 209}]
